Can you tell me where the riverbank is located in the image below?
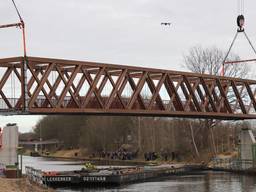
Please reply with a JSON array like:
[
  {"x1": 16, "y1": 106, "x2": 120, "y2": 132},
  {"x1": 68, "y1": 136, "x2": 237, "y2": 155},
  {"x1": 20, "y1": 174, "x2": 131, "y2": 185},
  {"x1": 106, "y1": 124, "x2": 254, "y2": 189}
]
[
  {"x1": 42, "y1": 154, "x2": 152, "y2": 166},
  {"x1": 0, "y1": 177, "x2": 55, "y2": 192},
  {"x1": 41, "y1": 149, "x2": 153, "y2": 166},
  {"x1": 42, "y1": 148, "x2": 219, "y2": 165}
]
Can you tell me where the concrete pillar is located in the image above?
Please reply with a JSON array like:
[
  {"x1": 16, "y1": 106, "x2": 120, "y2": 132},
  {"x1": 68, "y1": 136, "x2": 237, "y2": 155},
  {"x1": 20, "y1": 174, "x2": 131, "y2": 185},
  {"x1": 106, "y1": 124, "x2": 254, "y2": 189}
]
[
  {"x1": 239, "y1": 128, "x2": 256, "y2": 169},
  {"x1": 0, "y1": 124, "x2": 18, "y2": 166},
  {"x1": 35, "y1": 143, "x2": 38, "y2": 152}
]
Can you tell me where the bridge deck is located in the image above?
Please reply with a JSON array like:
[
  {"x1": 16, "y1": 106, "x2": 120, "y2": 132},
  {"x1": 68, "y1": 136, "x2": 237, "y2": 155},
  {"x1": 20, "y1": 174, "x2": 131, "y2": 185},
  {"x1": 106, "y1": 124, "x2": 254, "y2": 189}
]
[{"x1": 0, "y1": 56, "x2": 256, "y2": 120}]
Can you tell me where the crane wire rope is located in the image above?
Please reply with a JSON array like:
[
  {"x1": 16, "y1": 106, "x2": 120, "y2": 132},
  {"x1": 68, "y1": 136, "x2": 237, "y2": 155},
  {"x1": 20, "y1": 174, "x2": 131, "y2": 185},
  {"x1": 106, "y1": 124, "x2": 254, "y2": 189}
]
[
  {"x1": 6, "y1": 0, "x2": 28, "y2": 110},
  {"x1": 11, "y1": 0, "x2": 23, "y2": 22},
  {"x1": 221, "y1": 0, "x2": 256, "y2": 76}
]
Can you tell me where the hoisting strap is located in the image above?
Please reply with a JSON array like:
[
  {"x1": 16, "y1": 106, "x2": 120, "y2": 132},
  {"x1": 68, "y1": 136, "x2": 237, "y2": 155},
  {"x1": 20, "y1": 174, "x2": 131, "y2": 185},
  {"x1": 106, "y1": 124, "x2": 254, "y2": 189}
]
[
  {"x1": 222, "y1": 32, "x2": 239, "y2": 66},
  {"x1": 222, "y1": 31, "x2": 256, "y2": 65},
  {"x1": 244, "y1": 31, "x2": 256, "y2": 56},
  {"x1": 221, "y1": 30, "x2": 256, "y2": 75},
  {"x1": 220, "y1": 0, "x2": 256, "y2": 75}
]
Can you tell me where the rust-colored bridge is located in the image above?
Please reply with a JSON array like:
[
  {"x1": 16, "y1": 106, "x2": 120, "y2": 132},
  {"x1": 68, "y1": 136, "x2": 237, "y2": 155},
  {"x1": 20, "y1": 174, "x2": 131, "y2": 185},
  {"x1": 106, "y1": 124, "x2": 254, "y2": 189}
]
[{"x1": 1, "y1": 56, "x2": 256, "y2": 120}]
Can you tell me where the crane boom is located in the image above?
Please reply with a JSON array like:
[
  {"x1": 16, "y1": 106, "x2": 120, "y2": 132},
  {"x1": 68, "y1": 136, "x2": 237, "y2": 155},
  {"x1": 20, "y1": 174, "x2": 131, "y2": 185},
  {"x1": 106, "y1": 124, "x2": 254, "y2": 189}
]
[
  {"x1": 0, "y1": 0, "x2": 26, "y2": 57},
  {"x1": 0, "y1": 22, "x2": 22, "y2": 29}
]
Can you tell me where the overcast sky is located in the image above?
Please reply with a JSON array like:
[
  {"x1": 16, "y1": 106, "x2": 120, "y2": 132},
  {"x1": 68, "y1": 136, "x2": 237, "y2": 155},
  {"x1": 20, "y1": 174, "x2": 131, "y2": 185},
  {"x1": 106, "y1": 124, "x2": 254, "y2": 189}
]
[{"x1": 1, "y1": 0, "x2": 256, "y2": 133}]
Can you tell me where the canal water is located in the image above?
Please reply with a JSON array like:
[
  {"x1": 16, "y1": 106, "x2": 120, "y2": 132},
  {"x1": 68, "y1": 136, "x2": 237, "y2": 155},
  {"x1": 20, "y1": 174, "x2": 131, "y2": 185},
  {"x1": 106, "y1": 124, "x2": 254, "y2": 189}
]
[
  {"x1": 22, "y1": 155, "x2": 84, "y2": 173},
  {"x1": 22, "y1": 156, "x2": 256, "y2": 192}
]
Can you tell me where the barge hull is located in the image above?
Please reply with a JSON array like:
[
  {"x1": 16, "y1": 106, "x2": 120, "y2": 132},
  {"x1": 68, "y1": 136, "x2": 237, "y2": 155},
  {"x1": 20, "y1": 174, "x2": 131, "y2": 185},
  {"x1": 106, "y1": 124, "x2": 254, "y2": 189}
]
[{"x1": 43, "y1": 166, "x2": 203, "y2": 187}]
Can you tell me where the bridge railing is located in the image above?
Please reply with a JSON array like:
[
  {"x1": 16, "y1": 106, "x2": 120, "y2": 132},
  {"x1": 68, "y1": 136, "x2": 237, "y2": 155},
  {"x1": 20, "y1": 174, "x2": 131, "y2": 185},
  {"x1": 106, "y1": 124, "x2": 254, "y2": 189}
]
[
  {"x1": 25, "y1": 166, "x2": 44, "y2": 186},
  {"x1": 210, "y1": 158, "x2": 256, "y2": 171}
]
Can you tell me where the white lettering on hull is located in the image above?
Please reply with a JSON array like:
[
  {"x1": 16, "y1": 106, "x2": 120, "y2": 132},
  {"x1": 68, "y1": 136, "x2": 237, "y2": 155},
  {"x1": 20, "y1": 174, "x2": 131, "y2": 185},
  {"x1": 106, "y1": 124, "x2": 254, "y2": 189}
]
[
  {"x1": 83, "y1": 176, "x2": 106, "y2": 182},
  {"x1": 46, "y1": 177, "x2": 71, "y2": 182}
]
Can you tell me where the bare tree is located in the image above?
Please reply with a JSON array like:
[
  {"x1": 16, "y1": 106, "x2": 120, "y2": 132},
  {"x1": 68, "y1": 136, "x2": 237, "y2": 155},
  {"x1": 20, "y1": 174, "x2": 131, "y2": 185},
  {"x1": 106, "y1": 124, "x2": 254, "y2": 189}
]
[
  {"x1": 184, "y1": 46, "x2": 249, "y2": 77},
  {"x1": 189, "y1": 121, "x2": 200, "y2": 159},
  {"x1": 183, "y1": 46, "x2": 250, "y2": 157}
]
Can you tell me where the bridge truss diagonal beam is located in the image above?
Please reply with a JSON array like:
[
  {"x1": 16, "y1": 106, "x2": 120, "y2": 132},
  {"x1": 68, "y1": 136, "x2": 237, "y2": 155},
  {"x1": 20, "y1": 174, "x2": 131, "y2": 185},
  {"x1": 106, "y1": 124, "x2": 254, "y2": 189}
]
[{"x1": 0, "y1": 56, "x2": 256, "y2": 120}]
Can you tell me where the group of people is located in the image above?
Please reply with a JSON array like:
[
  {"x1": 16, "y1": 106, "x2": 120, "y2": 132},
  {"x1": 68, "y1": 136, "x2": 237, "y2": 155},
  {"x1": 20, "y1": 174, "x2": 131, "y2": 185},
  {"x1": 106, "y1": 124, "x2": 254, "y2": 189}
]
[
  {"x1": 144, "y1": 151, "x2": 179, "y2": 161},
  {"x1": 90, "y1": 149, "x2": 179, "y2": 161},
  {"x1": 90, "y1": 149, "x2": 137, "y2": 160},
  {"x1": 144, "y1": 152, "x2": 158, "y2": 161}
]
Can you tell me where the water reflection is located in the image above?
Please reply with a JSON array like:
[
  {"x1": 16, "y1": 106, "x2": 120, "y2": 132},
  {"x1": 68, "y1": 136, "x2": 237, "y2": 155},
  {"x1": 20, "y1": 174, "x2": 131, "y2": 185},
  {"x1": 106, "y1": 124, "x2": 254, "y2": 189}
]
[
  {"x1": 57, "y1": 172, "x2": 256, "y2": 192},
  {"x1": 22, "y1": 155, "x2": 84, "y2": 174}
]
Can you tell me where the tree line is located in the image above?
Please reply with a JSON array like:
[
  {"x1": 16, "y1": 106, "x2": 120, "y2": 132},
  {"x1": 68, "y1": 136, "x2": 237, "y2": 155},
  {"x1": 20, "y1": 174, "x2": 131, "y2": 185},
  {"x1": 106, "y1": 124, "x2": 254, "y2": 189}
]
[
  {"x1": 21, "y1": 45, "x2": 252, "y2": 161},
  {"x1": 28, "y1": 115, "x2": 250, "y2": 161}
]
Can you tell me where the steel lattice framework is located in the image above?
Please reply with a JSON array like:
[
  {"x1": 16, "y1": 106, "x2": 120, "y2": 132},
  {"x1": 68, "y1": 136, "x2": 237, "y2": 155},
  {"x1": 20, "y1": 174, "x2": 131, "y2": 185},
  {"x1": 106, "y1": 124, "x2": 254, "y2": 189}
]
[{"x1": 0, "y1": 56, "x2": 256, "y2": 119}]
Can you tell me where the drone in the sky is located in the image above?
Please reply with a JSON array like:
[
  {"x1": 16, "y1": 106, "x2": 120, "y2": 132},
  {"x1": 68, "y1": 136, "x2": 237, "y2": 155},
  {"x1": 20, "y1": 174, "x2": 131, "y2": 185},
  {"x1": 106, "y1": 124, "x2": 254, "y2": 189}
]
[{"x1": 161, "y1": 22, "x2": 171, "y2": 26}]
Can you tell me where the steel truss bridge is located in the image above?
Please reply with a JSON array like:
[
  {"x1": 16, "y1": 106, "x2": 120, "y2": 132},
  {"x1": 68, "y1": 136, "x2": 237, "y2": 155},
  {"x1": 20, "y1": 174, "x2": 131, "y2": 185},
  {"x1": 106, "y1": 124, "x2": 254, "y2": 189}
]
[{"x1": 0, "y1": 56, "x2": 256, "y2": 120}]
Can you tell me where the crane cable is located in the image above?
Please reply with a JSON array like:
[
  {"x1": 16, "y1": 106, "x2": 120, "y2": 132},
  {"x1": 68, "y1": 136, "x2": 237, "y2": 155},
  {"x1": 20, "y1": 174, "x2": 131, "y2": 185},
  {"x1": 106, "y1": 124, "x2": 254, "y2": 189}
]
[
  {"x1": 238, "y1": 0, "x2": 244, "y2": 15},
  {"x1": 0, "y1": 0, "x2": 27, "y2": 57},
  {"x1": 11, "y1": 0, "x2": 27, "y2": 57},
  {"x1": 221, "y1": 0, "x2": 256, "y2": 76},
  {"x1": 11, "y1": 0, "x2": 23, "y2": 22}
]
